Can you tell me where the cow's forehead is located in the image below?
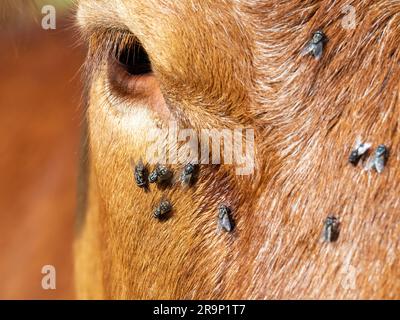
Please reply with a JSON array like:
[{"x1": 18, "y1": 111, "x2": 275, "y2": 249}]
[
  {"x1": 77, "y1": 0, "x2": 400, "y2": 122},
  {"x1": 77, "y1": 0, "x2": 255, "y2": 59},
  {"x1": 78, "y1": 0, "x2": 256, "y2": 121},
  {"x1": 78, "y1": 0, "x2": 252, "y2": 35}
]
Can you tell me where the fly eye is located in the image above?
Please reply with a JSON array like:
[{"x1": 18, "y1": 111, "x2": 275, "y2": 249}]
[{"x1": 115, "y1": 41, "x2": 152, "y2": 75}]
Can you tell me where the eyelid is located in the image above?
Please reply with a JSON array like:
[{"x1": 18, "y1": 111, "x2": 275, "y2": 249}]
[
  {"x1": 85, "y1": 27, "x2": 138, "y2": 75},
  {"x1": 104, "y1": 58, "x2": 171, "y2": 121},
  {"x1": 107, "y1": 53, "x2": 154, "y2": 99},
  {"x1": 77, "y1": 3, "x2": 126, "y2": 38},
  {"x1": 84, "y1": 25, "x2": 170, "y2": 119}
]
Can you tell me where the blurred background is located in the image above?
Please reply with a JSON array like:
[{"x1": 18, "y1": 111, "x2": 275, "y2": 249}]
[{"x1": 0, "y1": 0, "x2": 84, "y2": 299}]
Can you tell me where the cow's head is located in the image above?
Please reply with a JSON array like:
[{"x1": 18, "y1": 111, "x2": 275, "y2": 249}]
[{"x1": 75, "y1": 0, "x2": 400, "y2": 299}]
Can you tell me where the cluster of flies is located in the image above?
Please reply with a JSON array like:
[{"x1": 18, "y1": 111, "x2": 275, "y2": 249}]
[
  {"x1": 349, "y1": 140, "x2": 389, "y2": 173},
  {"x1": 133, "y1": 161, "x2": 233, "y2": 232},
  {"x1": 323, "y1": 142, "x2": 389, "y2": 242},
  {"x1": 303, "y1": 30, "x2": 391, "y2": 242},
  {"x1": 133, "y1": 31, "x2": 391, "y2": 241}
]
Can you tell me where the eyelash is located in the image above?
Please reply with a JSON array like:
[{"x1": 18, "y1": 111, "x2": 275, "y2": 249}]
[
  {"x1": 87, "y1": 28, "x2": 135, "y2": 62},
  {"x1": 86, "y1": 28, "x2": 152, "y2": 80},
  {"x1": 84, "y1": 28, "x2": 154, "y2": 107}
]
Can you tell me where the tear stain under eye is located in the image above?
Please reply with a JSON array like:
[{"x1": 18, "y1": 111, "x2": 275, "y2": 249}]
[
  {"x1": 218, "y1": 204, "x2": 234, "y2": 232},
  {"x1": 323, "y1": 216, "x2": 340, "y2": 242},
  {"x1": 301, "y1": 30, "x2": 327, "y2": 60}
]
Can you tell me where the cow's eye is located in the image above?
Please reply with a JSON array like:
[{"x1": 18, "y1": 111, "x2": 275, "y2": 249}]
[
  {"x1": 107, "y1": 39, "x2": 154, "y2": 97},
  {"x1": 102, "y1": 31, "x2": 169, "y2": 118},
  {"x1": 115, "y1": 41, "x2": 152, "y2": 76}
]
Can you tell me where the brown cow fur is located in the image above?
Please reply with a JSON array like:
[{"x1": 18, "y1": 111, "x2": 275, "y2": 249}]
[{"x1": 75, "y1": 0, "x2": 400, "y2": 299}]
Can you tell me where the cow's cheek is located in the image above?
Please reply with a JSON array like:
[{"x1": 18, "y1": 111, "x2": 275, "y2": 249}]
[
  {"x1": 88, "y1": 75, "x2": 165, "y2": 227},
  {"x1": 86, "y1": 75, "x2": 237, "y2": 298}
]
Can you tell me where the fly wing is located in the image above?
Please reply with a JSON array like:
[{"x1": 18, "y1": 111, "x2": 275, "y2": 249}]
[
  {"x1": 375, "y1": 157, "x2": 385, "y2": 173},
  {"x1": 180, "y1": 171, "x2": 192, "y2": 186},
  {"x1": 219, "y1": 214, "x2": 233, "y2": 232},
  {"x1": 364, "y1": 157, "x2": 376, "y2": 172},
  {"x1": 301, "y1": 42, "x2": 314, "y2": 57},
  {"x1": 313, "y1": 42, "x2": 324, "y2": 60}
]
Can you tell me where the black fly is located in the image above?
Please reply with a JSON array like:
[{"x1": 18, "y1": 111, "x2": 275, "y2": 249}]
[
  {"x1": 218, "y1": 204, "x2": 233, "y2": 232},
  {"x1": 132, "y1": 159, "x2": 148, "y2": 189},
  {"x1": 349, "y1": 139, "x2": 371, "y2": 166},
  {"x1": 148, "y1": 164, "x2": 173, "y2": 185},
  {"x1": 153, "y1": 199, "x2": 172, "y2": 220},
  {"x1": 323, "y1": 216, "x2": 340, "y2": 242},
  {"x1": 301, "y1": 30, "x2": 327, "y2": 60},
  {"x1": 181, "y1": 163, "x2": 198, "y2": 187},
  {"x1": 369, "y1": 145, "x2": 389, "y2": 173},
  {"x1": 148, "y1": 169, "x2": 159, "y2": 183}
]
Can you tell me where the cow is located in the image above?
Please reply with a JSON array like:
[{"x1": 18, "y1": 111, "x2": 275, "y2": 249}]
[{"x1": 74, "y1": 0, "x2": 400, "y2": 299}]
